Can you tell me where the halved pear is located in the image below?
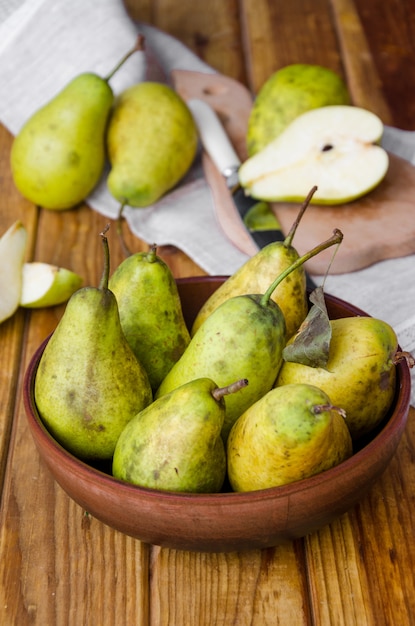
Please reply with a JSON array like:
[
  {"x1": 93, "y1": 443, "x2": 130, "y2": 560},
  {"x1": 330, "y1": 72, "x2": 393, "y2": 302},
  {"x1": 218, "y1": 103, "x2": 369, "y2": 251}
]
[
  {"x1": 0, "y1": 220, "x2": 27, "y2": 323},
  {"x1": 239, "y1": 105, "x2": 389, "y2": 205},
  {"x1": 20, "y1": 262, "x2": 83, "y2": 308}
]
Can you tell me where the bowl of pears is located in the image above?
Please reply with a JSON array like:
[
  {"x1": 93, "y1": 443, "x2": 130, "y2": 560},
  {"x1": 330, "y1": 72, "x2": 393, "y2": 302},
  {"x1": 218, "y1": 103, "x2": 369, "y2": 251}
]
[{"x1": 24, "y1": 223, "x2": 413, "y2": 553}]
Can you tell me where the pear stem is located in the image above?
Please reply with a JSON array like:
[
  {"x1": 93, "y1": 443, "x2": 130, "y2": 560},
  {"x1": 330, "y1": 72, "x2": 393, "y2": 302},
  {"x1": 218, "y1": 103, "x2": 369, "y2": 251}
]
[
  {"x1": 147, "y1": 244, "x2": 158, "y2": 263},
  {"x1": 260, "y1": 228, "x2": 344, "y2": 307},
  {"x1": 313, "y1": 404, "x2": 347, "y2": 419},
  {"x1": 99, "y1": 225, "x2": 111, "y2": 291},
  {"x1": 393, "y1": 351, "x2": 415, "y2": 368},
  {"x1": 104, "y1": 34, "x2": 146, "y2": 83},
  {"x1": 212, "y1": 379, "x2": 249, "y2": 401},
  {"x1": 284, "y1": 185, "x2": 317, "y2": 247},
  {"x1": 116, "y1": 202, "x2": 133, "y2": 258}
]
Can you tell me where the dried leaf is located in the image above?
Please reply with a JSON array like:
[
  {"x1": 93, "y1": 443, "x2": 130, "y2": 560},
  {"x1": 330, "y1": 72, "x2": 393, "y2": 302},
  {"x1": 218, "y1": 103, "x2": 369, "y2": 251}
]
[{"x1": 282, "y1": 286, "x2": 332, "y2": 368}]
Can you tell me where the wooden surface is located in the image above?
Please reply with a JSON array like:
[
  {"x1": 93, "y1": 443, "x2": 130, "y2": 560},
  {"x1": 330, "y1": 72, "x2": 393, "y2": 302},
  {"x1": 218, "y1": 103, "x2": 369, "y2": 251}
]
[{"x1": 1, "y1": 0, "x2": 415, "y2": 624}]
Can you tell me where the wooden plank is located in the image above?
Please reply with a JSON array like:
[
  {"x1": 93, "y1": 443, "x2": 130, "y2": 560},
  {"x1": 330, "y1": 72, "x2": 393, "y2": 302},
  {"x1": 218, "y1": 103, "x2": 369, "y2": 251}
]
[
  {"x1": 123, "y1": 0, "x2": 248, "y2": 83},
  {"x1": 306, "y1": 515, "x2": 375, "y2": 626},
  {"x1": 239, "y1": 0, "x2": 346, "y2": 94},
  {"x1": 354, "y1": 0, "x2": 415, "y2": 128},
  {"x1": 149, "y1": 543, "x2": 311, "y2": 625},
  {"x1": 0, "y1": 126, "x2": 38, "y2": 494},
  {"x1": 330, "y1": 0, "x2": 393, "y2": 123},
  {"x1": 306, "y1": 407, "x2": 415, "y2": 625}
]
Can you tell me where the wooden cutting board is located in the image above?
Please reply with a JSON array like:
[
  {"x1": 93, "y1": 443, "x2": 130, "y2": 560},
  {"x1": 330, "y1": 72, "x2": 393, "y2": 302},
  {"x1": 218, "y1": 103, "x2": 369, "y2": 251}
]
[{"x1": 173, "y1": 69, "x2": 415, "y2": 275}]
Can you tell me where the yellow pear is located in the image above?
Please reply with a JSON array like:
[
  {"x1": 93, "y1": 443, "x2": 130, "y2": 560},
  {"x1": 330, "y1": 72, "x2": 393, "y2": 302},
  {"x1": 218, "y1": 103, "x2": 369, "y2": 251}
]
[
  {"x1": 107, "y1": 82, "x2": 198, "y2": 207},
  {"x1": 109, "y1": 244, "x2": 190, "y2": 392},
  {"x1": 157, "y1": 230, "x2": 343, "y2": 440},
  {"x1": 247, "y1": 63, "x2": 350, "y2": 156},
  {"x1": 227, "y1": 383, "x2": 352, "y2": 492},
  {"x1": 34, "y1": 230, "x2": 152, "y2": 460},
  {"x1": 191, "y1": 191, "x2": 315, "y2": 339},
  {"x1": 10, "y1": 39, "x2": 143, "y2": 210},
  {"x1": 276, "y1": 317, "x2": 399, "y2": 439},
  {"x1": 113, "y1": 378, "x2": 247, "y2": 493}
]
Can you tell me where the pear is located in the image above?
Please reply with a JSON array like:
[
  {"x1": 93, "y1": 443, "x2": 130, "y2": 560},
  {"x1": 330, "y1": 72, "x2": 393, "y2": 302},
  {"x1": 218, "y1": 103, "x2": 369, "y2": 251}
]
[
  {"x1": 106, "y1": 82, "x2": 198, "y2": 207},
  {"x1": 34, "y1": 229, "x2": 152, "y2": 460},
  {"x1": 243, "y1": 200, "x2": 282, "y2": 231},
  {"x1": 0, "y1": 220, "x2": 27, "y2": 323},
  {"x1": 239, "y1": 105, "x2": 389, "y2": 205},
  {"x1": 227, "y1": 383, "x2": 353, "y2": 492},
  {"x1": 113, "y1": 378, "x2": 248, "y2": 493},
  {"x1": 20, "y1": 262, "x2": 83, "y2": 308},
  {"x1": 247, "y1": 63, "x2": 350, "y2": 156},
  {"x1": 157, "y1": 230, "x2": 343, "y2": 440},
  {"x1": 191, "y1": 190, "x2": 316, "y2": 340},
  {"x1": 10, "y1": 38, "x2": 143, "y2": 210},
  {"x1": 109, "y1": 244, "x2": 191, "y2": 392},
  {"x1": 276, "y1": 316, "x2": 399, "y2": 439}
]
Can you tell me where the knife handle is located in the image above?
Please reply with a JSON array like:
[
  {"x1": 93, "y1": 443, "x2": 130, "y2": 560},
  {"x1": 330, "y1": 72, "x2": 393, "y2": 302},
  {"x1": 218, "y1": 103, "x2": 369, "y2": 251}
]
[{"x1": 187, "y1": 99, "x2": 241, "y2": 187}]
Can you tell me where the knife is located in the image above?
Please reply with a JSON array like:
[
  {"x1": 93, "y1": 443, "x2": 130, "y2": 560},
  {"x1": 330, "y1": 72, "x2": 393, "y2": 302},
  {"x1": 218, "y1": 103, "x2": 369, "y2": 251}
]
[
  {"x1": 187, "y1": 98, "x2": 286, "y2": 249},
  {"x1": 187, "y1": 98, "x2": 317, "y2": 290}
]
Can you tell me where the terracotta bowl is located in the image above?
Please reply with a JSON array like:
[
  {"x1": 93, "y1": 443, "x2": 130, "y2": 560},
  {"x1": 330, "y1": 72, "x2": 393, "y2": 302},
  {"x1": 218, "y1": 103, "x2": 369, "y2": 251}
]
[{"x1": 23, "y1": 276, "x2": 412, "y2": 553}]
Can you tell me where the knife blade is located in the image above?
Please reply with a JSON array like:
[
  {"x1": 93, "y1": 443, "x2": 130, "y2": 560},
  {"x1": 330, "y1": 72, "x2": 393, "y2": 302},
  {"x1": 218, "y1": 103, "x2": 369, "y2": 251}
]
[{"x1": 187, "y1": 98, "x2": 286, "y2": 248}]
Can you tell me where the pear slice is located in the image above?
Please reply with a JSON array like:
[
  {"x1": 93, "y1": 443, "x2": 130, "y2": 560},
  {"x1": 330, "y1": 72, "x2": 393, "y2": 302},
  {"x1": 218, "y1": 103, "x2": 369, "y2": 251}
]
[
  {"x1": 20, "y1": 262, "x2": 83, "y2": 308},
  {"x1": 239, "y1": 105, "x2": 389, "y2": 205},
  {"x1": 0, "y1": 220, "x2": 27, "y2": 323}
]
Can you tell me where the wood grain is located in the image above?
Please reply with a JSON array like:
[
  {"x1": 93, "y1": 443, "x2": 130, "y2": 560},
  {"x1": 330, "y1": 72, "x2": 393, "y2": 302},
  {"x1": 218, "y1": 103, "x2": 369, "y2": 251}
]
[
  {"x1": 0, "y1": 126, "x2": 37, "y2": 494},
  {"x1": 240, "y1": 0, "x2": 346, "y2": 93},
  {"x1": 307, "y1": 413, "x2": 415, "y2": 625},
  {"x1": 330, "y1": 0, "x2": 393, "y2": 123},
  {"x1": 354, "y1": 0, "x2": 415, "y2": 129},
  {"x1": 149, "y1": 543, "x2": 312, "y2": 625},
  {"x1": 124, "y1": 0, "x2": 248, "y2": 84}
]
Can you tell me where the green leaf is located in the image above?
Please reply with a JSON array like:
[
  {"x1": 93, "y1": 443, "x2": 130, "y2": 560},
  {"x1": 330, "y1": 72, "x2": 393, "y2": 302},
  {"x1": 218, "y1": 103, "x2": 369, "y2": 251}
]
[{"x1": 282, "y1": 286, "x2": 331, "y2": 367}]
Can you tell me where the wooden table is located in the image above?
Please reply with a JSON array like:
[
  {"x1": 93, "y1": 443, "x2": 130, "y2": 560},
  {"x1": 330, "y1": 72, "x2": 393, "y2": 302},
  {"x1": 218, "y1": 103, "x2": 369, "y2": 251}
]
[{"x1": 1, "y1": 1, "x2": 415, "y2": 623}]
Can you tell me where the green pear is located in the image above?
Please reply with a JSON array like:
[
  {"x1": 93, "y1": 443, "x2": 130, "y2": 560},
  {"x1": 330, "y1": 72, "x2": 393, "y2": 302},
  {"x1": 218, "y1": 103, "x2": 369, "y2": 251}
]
[
  {"x1": 0, "y1": 220, "x2": 27, "y2": 323},
  {"x1": 240, "y1": 106, "x2": 389, "y2": 205},
  {"x1": 191, "y1": 191, "x2": 315, "y2": 340},
  {"x1": 20, "y1": 262, "x2": 83, "y2": 308},
  {"x1": 227, "y1": 383, "x2": 353, "y2": 492},
  {"x1": 157, "y1": 230, "x2": 343, "y2": 440},
  {"x1": 108, "y1": 244, "x2": 191, "y2": 392},
  {"x1": 243, "y1": 200, "x2": 282, "y2": 231},
  {"x1": 11, "y1": 38, "x2": 143, "y2": 210},
  {"x1": 247, "y1": 63, "x2": 350, "y2": 156},
  {"x1": 276, "y1": 317, "x2": 399, "y2": 439},
  {"x1": 34, "y1": 230, "x2": 152, "y2": 460},
  {"x1": 106, "y1": 82, "x2": 198, "y2": 207},
  {"x1": 113, "y1": 378, "x2": 247, "y2": 493}
]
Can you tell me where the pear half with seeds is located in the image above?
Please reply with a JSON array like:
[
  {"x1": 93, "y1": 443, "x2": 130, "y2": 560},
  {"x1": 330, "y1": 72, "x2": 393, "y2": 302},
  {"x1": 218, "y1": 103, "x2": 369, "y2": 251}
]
[
  {"x1": 247, "y1": 63, "x2": 350, "y2": 155},
  {"x1": 239, "y1": 105, "x2": 389, "y2": 205}
]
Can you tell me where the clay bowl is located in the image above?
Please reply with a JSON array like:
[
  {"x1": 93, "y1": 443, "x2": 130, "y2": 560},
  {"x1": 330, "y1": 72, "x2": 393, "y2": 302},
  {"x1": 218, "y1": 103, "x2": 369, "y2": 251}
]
[{"x1": 23, "y1": 276, "x2": 412, "y2": 553}]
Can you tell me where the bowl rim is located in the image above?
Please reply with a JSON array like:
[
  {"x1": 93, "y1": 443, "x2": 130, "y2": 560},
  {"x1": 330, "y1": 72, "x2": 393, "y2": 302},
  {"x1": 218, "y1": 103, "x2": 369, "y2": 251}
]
[{"x1": 23, "y1": 282, "x2": 412, "y2": 506}]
